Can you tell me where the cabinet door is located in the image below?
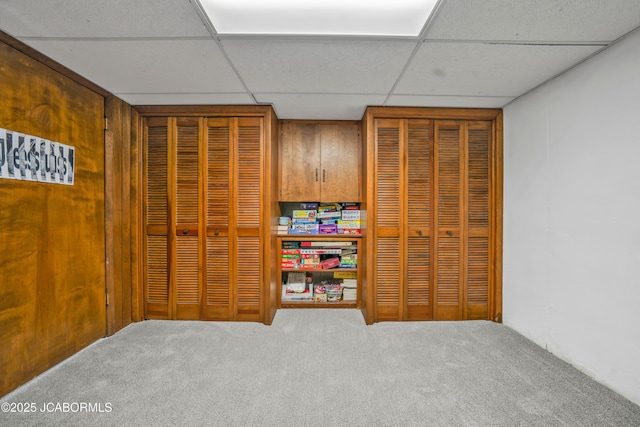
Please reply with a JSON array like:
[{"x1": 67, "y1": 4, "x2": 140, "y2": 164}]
[
  {"x1": 373, "y1": 119, "x2": 403, "y2": 320},
  {"x1": 406, "y1": 119, "x2": 433, "y2": 320},
  {"x1": 279, "y1": 122, "x2": 321, "y2": 201},
  {"x1": 144, "y1": 116, "x2": 264, "y2": 322},
  {"x1": 433, "y1": 121, "x2": 464, "y2": 320},
  {"x1": 204, "y1": 118, "x2": 231, "y2": 320},
  {"x1": 465, "y1": 121, "x2": 491, "y2": 320},
  {"x1": 143, "y1": 117, "x2": 170, "y2": 319},
  {"x1": 235, "y1": 117, "x2": 263, "y2": 321},
  {"x1": 320, "y1": 124, "x2": 360, "y2": 202},
  {"x1": 174, "y1": 118, "x2": 202, "y2": 320}
]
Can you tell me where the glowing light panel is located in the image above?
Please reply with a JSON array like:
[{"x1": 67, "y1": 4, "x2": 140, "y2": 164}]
[{"x1": 200, "y1": 0, "x2": 438, "y2": 36}]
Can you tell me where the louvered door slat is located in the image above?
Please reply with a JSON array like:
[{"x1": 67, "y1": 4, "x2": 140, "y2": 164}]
[
  {"x1": 234, "y1": 118, "x2": 262, "y2": 320},
  {"x1": 406, "y1": 119, "x2": 432, "y2": 320},
  {"x1": 174, "y1": 120, "x2": 200, "y2": 320},
  {"x1": 435, "y1": 244, "x2": 461, "y2": 319},
  {"x1": 146, "y1": 235, "x2": 168, "y2": 318},
  {"x1": 206, "y1": 236, "x2": 229, "y2": 320},
  {"x1": 207, "y1": 123, "x2": 230, "y2": 227},
  {"x1": 375, "y1": 237, "x2": 400, "y2": 320},
  {"x1": 407, "y1": 236, "x2": 430, "y2": 320},
  {"x1": 146, "y1": 124, "x2": 168, "y2": 226},
  {"x1": 468, "y1": 127, "x2": 490, "y2": 229},
  {"x1": 376, "y1": 125, "x2": 400, "y2": 228},
  {"x1": 466, "y1": 122, "x2": 491, "y2": 319},
  {"x1": 467, "y1": 237, "x2": 489, "y2": 319},
  {"x1": 237, "y1": 120, "x2": 261, "y2": 228},
  {"x1": 374, "y1": 120, "x2": 402, "y2": 320},
  {"x1": 407, "y1": 120, "x2": 431, "y2": 228},
  {"x1": 176, "y1": 123, "x2": 199, "y2": 226},
  {"x1": 437, "y1": 125, "x2": 461, "y2": 229},
  {"x1": 144, "y1": 118, "x2": 169, "y2": 319},
  {"x1": 204, "y1": 119, "x2": 231, "y2": 320},
  {"x1": 236, "y1": 236, "x2": 261, "y2": 320},
  {"x1": 175, "y1": 235, "x2": 199, "y2": 320},
  {"x1": 434, "y1": 121, "x2": 462, "y2": 320}
]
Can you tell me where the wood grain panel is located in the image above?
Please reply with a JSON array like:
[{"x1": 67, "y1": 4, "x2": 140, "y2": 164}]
[
  {"x1": 105, "y1": 95, "x2": 134, "y2": 335},
  {"x1": 0, "y1": 41, "x2": 105, "y2": 396},
  {"x1": 375, "y1": 122, "x2": 401, "y2": 228},
  {"x1": 279, "y1": 122, "x2": 320, "y2": 201},
  {"x1": 320, "y1": 123, "x2": 360, "y2": 202},
  {"x1": 236, "y1": 119, "x2": 261, "y2": 228}
]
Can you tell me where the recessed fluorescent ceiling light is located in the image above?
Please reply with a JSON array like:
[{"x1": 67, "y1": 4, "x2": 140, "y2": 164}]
[{"x1": 200, "y1": 0, "x2": 438, "y2": 36}]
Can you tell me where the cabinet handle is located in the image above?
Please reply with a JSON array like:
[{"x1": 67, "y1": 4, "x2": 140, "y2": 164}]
[
  {"x1": 214, "y1": 229, "x2": 220, "y2": 236},
  {"x1": 322, "y1": 169, "x2": 326, "y2": 182},
  {"x1": 315, "y1": 168, "x2": 318, "y2": 182},
  {"x1": 183, "y1": 228, "x2": 189, "y2": 235}
]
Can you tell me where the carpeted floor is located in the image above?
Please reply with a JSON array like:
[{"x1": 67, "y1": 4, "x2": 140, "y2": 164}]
[{"x1": 1, "y1": 309, "x2": 639, "y2": 426}]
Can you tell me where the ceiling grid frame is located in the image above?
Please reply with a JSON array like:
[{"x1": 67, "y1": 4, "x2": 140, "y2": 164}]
[{"x1": 0, "y1": 0, "x2": 638, "y2": 119}]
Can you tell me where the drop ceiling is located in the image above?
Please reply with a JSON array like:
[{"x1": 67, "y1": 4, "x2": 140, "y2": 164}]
[{"x1": 1, "y1": 0, "x2": 639, "y2": 120}]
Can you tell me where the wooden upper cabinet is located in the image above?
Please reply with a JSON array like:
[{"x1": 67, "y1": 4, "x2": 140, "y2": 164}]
[
  {"x1": 319, "y1": 124, "x2": 360, "y2": 201},
  {"x1": 279, "y1": 121, "x2": 360, "y2": 202}
]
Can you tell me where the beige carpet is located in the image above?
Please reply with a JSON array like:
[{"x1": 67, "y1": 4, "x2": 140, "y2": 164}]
[{"x1": 1, "y1": 309, "x2": 639, "y2": 426}]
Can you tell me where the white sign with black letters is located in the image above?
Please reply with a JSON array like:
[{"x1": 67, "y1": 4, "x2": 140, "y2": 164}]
[{"x1": 0, "y1": 127, "x2": 75, "y2": 185}]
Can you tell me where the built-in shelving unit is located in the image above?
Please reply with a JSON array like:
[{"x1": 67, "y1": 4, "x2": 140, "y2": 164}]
[{"x1": 278, "y1": 235, "x2": 361, "y2": 308}]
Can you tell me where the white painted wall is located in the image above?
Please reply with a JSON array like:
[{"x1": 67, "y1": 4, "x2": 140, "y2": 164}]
[{"x1": 503, "y1": 29, "x2": 640, "y2": 405}]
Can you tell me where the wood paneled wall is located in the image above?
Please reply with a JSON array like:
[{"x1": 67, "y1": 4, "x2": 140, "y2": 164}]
[
  {"x1": 105, "y1": 96, "x2": 140, "y2": 334},
  {"x1": 0, "y1": 40, "x2": 107, "y2": 397}
]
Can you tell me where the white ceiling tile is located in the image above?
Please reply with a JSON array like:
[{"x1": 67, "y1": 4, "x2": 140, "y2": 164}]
[
  {"x1": 387, "y1": 94, "x2": 514, "y2": 109},
  {"x1": 395, "y1": 42, "x2": 601, "y2": 97},
  {"x1": 23, "y1": 39, "x2": 246, "y2": 94},
  {"x1": 0, "y1": 0, "x2": 209, "y2": 38},
  {"x1": 254, "y1": 93, "x2": 386, "y2": 120},
  {"x1": 221, "y1": 38, "x2": 416, "y2": 94},
  {"x1": 427, "y1": 0, "x2": 640, "y2": 42},
  {"x1": 118, "y1": 93, "x2": 254, "y2": 106}
]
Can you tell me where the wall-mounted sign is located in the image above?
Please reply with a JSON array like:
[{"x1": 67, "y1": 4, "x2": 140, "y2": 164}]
[{"x1": 0, "y1": 127, "x2": 75, "y2": 185}]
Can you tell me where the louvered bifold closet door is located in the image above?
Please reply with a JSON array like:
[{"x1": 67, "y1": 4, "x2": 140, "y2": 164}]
[
  {"x1": 465, "y1": 121, "x2": 491, "y2": 319},
  {"x1": 144, "y1": 117, "x2": 170, "y2": 319},
  {"x1": 235, "y1": 117, "x2": 263, "y2": 321},
  {"x1": 374, "y1": 119, "x2": 403, "y2": 320},
  {"x1": 434, "y1": 121, "x2": 464, "y2": 320},
  {"x1": 174, "y1": 118, "x2": 201, "y2": 320},
  {"x1": 204, "y1": 118, "x2": 231, "y2": 320},
  {"x1": 406, "y1": 120, "x2": 433, "y2": 320}
]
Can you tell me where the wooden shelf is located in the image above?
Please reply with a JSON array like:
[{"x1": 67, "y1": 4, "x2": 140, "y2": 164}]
[
  {"x1": 281, "y1": 301, "x2": 358, "y2": 309},
  {"x1": 281, "y1": 268, "x2": 357, "y2": 272},
  {"x1": 279, "y1": 234, "x2": 361, "y2": 240}
]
